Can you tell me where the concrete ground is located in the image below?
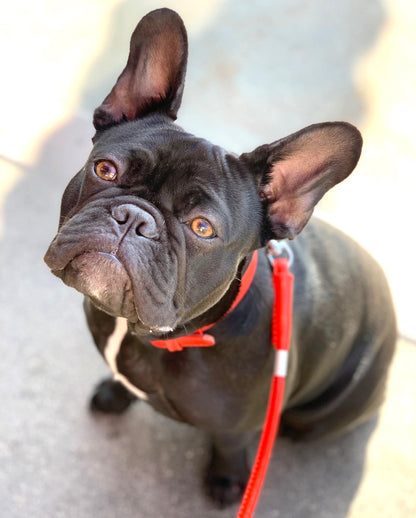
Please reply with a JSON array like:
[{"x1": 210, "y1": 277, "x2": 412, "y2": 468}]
[{"x1": 1, "y1": 1, "x2": 415, "y2": 517}]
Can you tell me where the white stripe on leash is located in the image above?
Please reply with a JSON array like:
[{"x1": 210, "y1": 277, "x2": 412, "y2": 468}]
[
  {"x1": 274, "y1": 349, "x2": 289, "y2": 378},
  {"x1": 104, "y1": 317, "x2": 149, "y2": 401}
]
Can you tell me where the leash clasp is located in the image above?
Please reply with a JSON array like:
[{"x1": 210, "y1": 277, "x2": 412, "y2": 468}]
[{"x1": 267, "y1": 239, "x2": 293, "y2": 268}]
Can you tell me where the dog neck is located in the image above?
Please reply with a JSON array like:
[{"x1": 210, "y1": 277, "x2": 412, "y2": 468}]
[{"x1": 150, "y1": 251, "x2": 259, "y2": 352}]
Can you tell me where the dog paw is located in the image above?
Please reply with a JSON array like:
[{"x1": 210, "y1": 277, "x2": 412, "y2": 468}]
[
  {"x1": 205, "y1": 467, "x2": 249, "y2": 508},
  {"x1": 90, "y1": 378, "x2": 137, "y2": 414}
]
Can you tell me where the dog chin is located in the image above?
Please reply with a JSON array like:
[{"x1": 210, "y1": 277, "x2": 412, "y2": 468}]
[
  {"x1": 55, "y1": 252, "x2": 180, "y2": 334},
  {"x1": 57, "y1": 251, "x2": 137, "y2": 320}
]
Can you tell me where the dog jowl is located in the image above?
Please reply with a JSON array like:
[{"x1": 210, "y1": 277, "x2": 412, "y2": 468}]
[{"x1": 44, "y1": 8, "x2": 396, "y2": 507}]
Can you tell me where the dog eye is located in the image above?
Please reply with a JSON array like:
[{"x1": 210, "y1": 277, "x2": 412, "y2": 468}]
[
  {"x1": 94, "y1": 160, "x2": 118, "y2": 182},
  {"x1": 189, "y1": 217, "x2": 216, "y2": 239}
]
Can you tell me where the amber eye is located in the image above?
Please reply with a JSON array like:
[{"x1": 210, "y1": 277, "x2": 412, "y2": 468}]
[
  {"x1": 190, "y1": 217, "x2": 216, "y2": 239},
  {"x1": 94, "y1": 160, "x2": 118, "y2": 181}
]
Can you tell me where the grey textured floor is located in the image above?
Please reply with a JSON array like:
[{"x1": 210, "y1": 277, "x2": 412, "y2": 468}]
[{"x1": 1, "y1": 1, "x2": 415, "y2": 517}]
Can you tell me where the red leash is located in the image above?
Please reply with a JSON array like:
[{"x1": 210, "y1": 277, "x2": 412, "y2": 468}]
[{"x1": 236, "y1": 243, "x2": 294, "y2": 518}]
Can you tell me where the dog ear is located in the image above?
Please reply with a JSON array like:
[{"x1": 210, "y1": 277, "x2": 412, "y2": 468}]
[
  {"x1": 240, "y1": 122, "x2": 362, "y2": 240},
  {"x1": 93, "y1": 8, "x2": 188, "y2": 130}
]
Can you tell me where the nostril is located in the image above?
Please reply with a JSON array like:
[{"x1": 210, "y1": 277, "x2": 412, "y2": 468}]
[
  {"x1": 136, "y1": 220, "x2": 159, "y2": 239},
  {"x1": 111, "y1": 204, "x2": 159, "y2": 239},
  {"x1": 112, "y1": 206, "x2": 129, "y2": 224}
]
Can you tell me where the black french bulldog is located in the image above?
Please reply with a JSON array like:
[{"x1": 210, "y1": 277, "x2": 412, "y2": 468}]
[{"x1": 44, "y1": 8, "x2": 396, "y2": 507}]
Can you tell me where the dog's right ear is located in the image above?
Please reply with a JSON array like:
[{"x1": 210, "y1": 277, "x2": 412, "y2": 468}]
[{"x1": 93, "y1": 8, "x2": 188, "y2": 131}]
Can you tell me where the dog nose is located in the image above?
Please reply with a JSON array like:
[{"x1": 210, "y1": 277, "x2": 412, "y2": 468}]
[{"x1": 111, "y1": 204, "x2": 159, "y2": 239}]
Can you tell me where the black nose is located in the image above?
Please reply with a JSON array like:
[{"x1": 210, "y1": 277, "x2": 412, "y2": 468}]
[{"x1": 111, "y1": 204, "x2": 159, "y2": 239}]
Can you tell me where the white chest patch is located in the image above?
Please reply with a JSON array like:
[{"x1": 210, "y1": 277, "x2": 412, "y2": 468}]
[{"x1": 104, "y1": 317, "x2": 149, "y2": 401}]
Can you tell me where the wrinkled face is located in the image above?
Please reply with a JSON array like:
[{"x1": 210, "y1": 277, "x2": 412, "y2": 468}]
[
  {"x1": 44, "y1": 7, "x2": 362, "y2": 340},
  {"x1": 44, "y1": 115, "x2": 262, "y2": 335}
]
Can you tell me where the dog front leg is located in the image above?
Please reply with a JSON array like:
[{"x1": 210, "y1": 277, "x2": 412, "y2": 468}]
[
  {"x1": 205, "y1": 431, "x2": 254, "y2": 507},
  {"x1": 90, "y1": 377, "x2": 138, "y2": 414},
  {"x1": 83, "y1": 298, "x2": 139, "y2": 414}
]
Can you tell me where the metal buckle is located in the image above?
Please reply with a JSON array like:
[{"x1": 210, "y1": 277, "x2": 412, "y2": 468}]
[{"x1": 267, "y1": 239, "x2": 294, "y2": 267}]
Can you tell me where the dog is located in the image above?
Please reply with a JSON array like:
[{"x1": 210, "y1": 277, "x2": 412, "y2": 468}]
[{"x1": 44, "y1": 8, "x2": 396, "y2": 507}]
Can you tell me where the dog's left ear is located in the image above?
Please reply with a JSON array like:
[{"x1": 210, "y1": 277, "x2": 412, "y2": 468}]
[
  {"x1": 93, "y1": 8, "x2": 188, "y2": 130},
  {"x1": 240, "y1": 122, "x2": 362, "y2": 240}
]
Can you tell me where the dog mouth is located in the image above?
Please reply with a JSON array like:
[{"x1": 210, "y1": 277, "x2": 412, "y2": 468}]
[
  {"x1": 46, "y1": 249, "x2": 180, "y2": 333},
  {"x1": 56, "y1": 251, "x2": 138, "y2": 320}
]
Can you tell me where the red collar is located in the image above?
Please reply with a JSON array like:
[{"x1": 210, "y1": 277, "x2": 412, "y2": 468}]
[{"x1": 150, "y1": 250, "x2": 258, "y2": 352}]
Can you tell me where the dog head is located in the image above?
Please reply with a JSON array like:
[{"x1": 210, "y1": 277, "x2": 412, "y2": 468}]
[{"x1": 44, "y1": 8, "x2": 362, "y2": 336}]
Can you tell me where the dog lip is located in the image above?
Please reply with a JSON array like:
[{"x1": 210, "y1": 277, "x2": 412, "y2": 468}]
[
  {"x1": 61, "y1": 250, "x2": 137, "y2": 319},
  {"x1": 46, "y1": 243, "x2": 181, "y2": 332},
  {"x1": 44, "y1": 246, "x2": 66, "y2": 271},
  {"x1": 67, "y1": 251, "x2": 179, "y2": 331},
  {"x1": 45, "y1": 248, "x2": 121, "y2": 272}
]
